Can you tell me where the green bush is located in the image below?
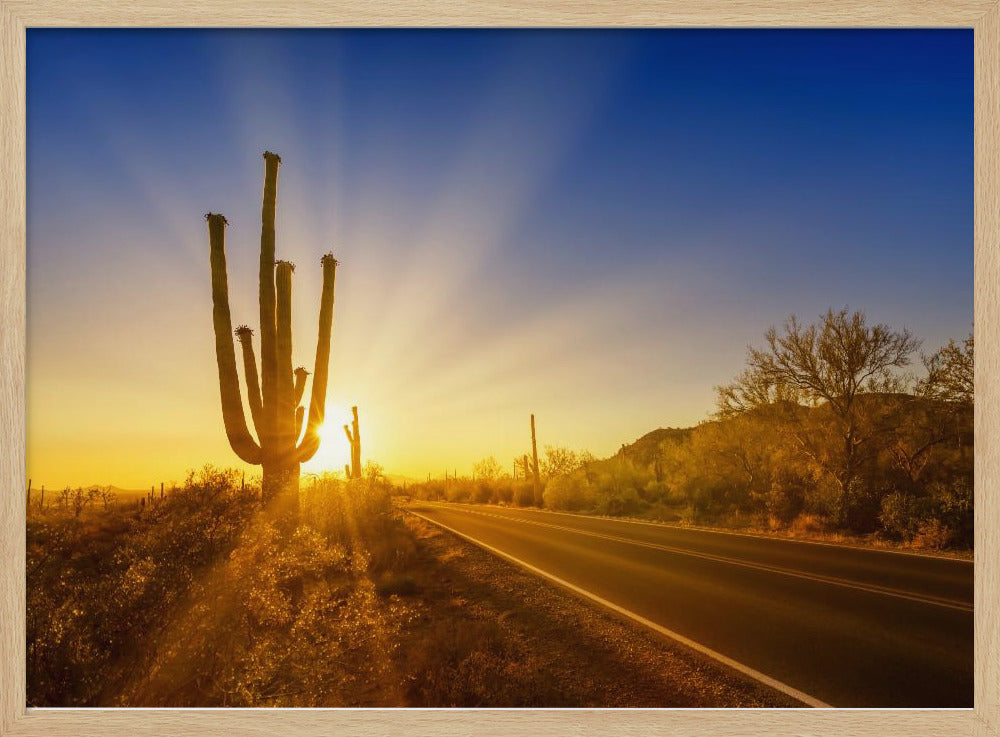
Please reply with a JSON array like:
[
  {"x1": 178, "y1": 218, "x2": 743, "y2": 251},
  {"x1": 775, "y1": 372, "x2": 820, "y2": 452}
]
[
  {"x1": 879, "y1": 491, "x2": 918, "y2": 540},
  {"x1": 766, "y1": 470, "x2": 806, "y2": 524},
  {"x1": 542, "y1": 473, "x2": 593, "y2": 512}
]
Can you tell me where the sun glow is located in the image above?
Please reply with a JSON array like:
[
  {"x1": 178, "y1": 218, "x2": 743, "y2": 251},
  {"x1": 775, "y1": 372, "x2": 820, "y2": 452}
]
[{"x1": 302, "y1": 407, "x2": 352, "y2": 475}]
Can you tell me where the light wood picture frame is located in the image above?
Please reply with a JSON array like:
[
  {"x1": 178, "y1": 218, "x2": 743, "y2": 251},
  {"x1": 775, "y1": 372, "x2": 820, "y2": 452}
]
[{"x1": 1, "y1": 1, "x2": 997, "y2": 735}]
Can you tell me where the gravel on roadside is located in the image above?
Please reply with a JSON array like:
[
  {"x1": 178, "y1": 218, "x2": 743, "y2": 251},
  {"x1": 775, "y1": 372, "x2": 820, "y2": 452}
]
[{"x1": 396, "y1": 513, "x2": 801, "y2": 708}]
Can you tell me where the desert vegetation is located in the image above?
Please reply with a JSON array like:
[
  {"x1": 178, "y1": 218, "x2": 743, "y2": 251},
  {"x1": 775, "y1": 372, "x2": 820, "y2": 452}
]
[
  {"x1": 27, "y1": 467, "x2": 259, "y2": 705},
  {"x1": 406, "y1": 310, "x2": 973, "y2": 551},
  {"x1": 26, "y1": 467, "x2": 436, "y2": 706},
  {"x1": 29, "y1": 465, "x2": 780, "y2": 707}
]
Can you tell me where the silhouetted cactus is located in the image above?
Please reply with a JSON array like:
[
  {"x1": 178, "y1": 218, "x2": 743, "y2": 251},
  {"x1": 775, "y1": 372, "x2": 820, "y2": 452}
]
[
  {"x1": 207, "y1": 151, "x2": 338, "y2": 518},
  {"x1": 530, "y1": 414, "x2": 541, "y2": 505},
  {"x1": 343, "y1": 406, "x2": 361, "y2": 479}
]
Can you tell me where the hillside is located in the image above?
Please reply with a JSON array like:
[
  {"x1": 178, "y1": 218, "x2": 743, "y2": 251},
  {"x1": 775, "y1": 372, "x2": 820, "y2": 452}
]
[{"x1": 616, "y1": 427, "x2": 693, "y2": 468}]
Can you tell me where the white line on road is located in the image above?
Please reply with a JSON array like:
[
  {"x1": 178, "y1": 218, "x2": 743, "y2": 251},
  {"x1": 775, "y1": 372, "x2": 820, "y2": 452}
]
[
  {"x1": 408, "y1": 509, "x2": 833, "y2": 709},
  {"x1": 431, "y1": 503, "x2": 972, "y2": 613}
]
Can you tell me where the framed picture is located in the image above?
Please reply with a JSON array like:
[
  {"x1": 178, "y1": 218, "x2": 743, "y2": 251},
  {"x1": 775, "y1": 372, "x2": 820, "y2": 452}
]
[{"x1": 1, "y1": 1, "x2": 997, "y2": 735}]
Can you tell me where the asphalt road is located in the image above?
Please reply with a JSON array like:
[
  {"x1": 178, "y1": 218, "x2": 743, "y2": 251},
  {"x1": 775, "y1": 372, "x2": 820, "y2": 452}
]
[{"x1": 407, "y1": 501, "x2": 973, "y2": 708}]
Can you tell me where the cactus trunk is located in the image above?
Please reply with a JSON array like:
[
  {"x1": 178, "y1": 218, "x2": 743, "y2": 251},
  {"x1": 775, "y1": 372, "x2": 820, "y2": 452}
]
[
  {"x1": 530, "y1": 414, "x2": 541, "y2": 506},
  {"x1": 259, "y1": 153, "x2": 279, "y2": 459},
  {"x1": 275, "y1": 261, "x2": 296, "y2": 466}
]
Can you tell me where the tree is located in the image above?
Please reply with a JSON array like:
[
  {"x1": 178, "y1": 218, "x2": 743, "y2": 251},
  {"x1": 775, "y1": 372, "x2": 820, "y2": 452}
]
[
  {"x1": 717, "y1": 308, "x2": 920, "y2": 498},
  {"x1": 98, "y1": 487, "x2": 118, "y2": 511},
  {"x1": 542, "y1": 446, "x2": 578, "y2": 478},
  {"x1": 918, "y1": 333, "x2": 973, "y2": 405},
  {"x1": 473, "y1": 456, "x2": 503, "y2": 481}
]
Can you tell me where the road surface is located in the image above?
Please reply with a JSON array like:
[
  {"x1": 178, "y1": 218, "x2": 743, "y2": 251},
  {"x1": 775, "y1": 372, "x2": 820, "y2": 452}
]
[{"x1": 407, "y1": 501, "x2": 973, "y2": 708}]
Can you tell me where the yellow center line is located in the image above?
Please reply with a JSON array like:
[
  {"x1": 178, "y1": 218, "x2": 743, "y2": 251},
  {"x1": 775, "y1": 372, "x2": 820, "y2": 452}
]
[{"x1": 421, "y1": 503, "x2": 973, "y2": 613}]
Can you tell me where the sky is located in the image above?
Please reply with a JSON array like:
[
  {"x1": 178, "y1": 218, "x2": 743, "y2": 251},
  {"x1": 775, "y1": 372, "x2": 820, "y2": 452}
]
[{"x1": 26, "y1": 29, "x2": 973, "y2": 488}]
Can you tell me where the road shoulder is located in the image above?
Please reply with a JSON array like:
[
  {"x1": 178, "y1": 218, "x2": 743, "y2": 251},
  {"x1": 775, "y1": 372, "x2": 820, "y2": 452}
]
[{"x1": 400, "y1": 513, "x2": 800, "y2": 707}]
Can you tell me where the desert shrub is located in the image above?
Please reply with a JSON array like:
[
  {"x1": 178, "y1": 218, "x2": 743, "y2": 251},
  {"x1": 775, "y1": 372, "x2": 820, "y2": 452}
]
[
  {"x1": 492, "y1": 482, "x2": 514, "y2": 505},
  {"x1": 415, "y1": 480, "x2": 446, "y2": 501},
  {"x1": 445, "y1": 480, "x2": 473, "y2": 503},
  {"x1": 642, "y1": 480, "x2": 670, "y2": 504},
  {"x1": 542, "y1": 473, "x2": 593, "y2": 512},
  {"x1": 643, "y1": 502, "x2": 683, "y2": 523},
  {"x1": 803, "y1": 476, "x2": 841, "y2": 523},
  {"x1": 839, "y1": 479, "x2": 885, "y2": 534},
  {"x1": 878, "y1": 491, "x2": 919, "y2": 540},
  {"x1": 928, "y1": 477, "x2": 973, "y2": 549},
  {"x1": 122, "y1": 472, "x2": 414, "y2": 707},
  {"x1": 911, "y1": 519, "x2": 953, "y2": 550},
  {"x1": 593, "y1": 484, "x2": 642, "y2": 517},
  {"x1": 682, "y1": 476, "x2": 729, "y2": 519},
  {"x1": 27, "y1": 466, "x2": 260, "y2": 706},
  {"x1": 766, "y1": 470, "x2": 807, "y2": 525},
  {"x1": 512, "y1": 481, "x2": 535, "y2": 507},
  {"x1": 301, "y1": 474, "x2": 402, "y2": 573},
  {"x1": 788, "y1": 512, "x2": 827, "y2": 536},
  {"x1": 471, "y1": 482, "x2": 494, "y2": 504}
]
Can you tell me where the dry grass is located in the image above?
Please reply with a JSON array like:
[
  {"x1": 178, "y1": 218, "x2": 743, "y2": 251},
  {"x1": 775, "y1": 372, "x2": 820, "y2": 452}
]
[{"x1": 27, "y1": 468, "x2": 798, "y2": 707}]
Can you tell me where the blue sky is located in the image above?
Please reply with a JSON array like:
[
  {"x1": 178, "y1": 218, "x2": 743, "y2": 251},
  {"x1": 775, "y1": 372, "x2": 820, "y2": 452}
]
[{"x1": 26, "y1": 29, "x2": 973, "y2": 486}]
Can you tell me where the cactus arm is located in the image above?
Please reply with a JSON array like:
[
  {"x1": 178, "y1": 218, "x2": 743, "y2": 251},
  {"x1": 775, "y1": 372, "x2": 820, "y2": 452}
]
[
  {"x1": 259, "y1": 152, "x2": 281, "y2": 454},
  {"x1": 295, "y1": 405, "x2": 305, "y2": 442},
  {"x1": 297, "y1": 254, "x2": 337, "y2": 462},
  {"x1": 343, "y1": 425, "x2": 353, "y2": 445},
  {"x1": 207, "y1": 214, "x2": 262, "y2": 464},
  {"x1": 275, "y1": 260, "x2": 295, "y2": 456},
  {"x1": 235, "y1": 327, "x2": 266, "y2": 441},
  {"x1": 293, "y1": 367, "x2": 309, "y2": 406}
]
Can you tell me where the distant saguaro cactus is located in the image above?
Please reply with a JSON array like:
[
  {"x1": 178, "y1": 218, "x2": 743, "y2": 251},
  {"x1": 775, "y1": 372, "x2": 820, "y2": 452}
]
[
  {"x1": 343, "y1": 406, "x2": 361, "y2": 479},
  {"x1": 207, "y1": 151, "x2": 338, "y2": 519},
  {"x1": 530, "y1": 414, "x2": 541, "y2": 506}
]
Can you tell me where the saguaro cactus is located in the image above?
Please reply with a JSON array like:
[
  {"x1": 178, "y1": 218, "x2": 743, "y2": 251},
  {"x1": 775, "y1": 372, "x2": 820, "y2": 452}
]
[
  {"x1": 530, "y1": 414, "x2": 541, "y2": 506},
  {"x1": 207, "y1": 151, "x2": 338, "y2": 518},
  {"x1": 343, "y1": 406, "x2": 361, "y2": 479}
]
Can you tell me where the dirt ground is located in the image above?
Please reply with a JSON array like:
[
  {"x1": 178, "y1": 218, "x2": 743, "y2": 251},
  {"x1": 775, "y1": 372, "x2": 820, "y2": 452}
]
[{"x1": 393, "y1": 513, "x2": 799, "y2": 707}]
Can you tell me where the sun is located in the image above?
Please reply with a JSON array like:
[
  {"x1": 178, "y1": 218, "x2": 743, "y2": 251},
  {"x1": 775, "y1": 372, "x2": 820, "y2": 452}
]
[{"x1": 301, "y1": 406, "x2": 352, "y2": 475}]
